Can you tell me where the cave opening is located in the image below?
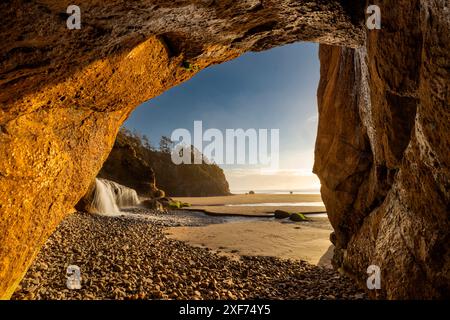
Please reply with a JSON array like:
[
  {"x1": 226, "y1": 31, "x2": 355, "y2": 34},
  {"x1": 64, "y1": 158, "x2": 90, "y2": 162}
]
[
  {"x1": 1, "y1": 0, "x2": 446, "y2": 302},
  {"x1": 126, "y1": 42, "x2": 322, "y2": 197},
  {"x1": 107, "y1": 42, "x2": 336, "y2": 268},
  {"x1": 5, "y1": 16, "x2": 381, "y2": 299}
]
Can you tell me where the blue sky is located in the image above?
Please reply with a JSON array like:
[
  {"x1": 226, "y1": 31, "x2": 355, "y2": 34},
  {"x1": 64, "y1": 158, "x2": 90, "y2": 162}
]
[{"x1": 124, "y1": 42, "x2": 321, "y2": 192}]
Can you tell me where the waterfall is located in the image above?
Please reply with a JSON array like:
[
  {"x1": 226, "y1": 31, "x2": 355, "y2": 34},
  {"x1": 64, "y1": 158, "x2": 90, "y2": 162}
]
[{"x1": 90, "y1": 178, "x2": 140, "y2": 216}]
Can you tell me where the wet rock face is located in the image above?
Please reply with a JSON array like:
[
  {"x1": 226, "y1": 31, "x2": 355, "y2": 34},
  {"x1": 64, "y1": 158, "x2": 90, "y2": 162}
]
[
  {"x1": 0, "y1": 0, "x2": 363, "y2": 299},
  {"x1": 314, "y1": 0, "x2": 449, "y2": 299}
]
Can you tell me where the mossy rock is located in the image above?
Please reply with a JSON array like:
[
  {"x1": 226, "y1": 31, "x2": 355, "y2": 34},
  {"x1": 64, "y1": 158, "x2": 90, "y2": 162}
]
[
  {"x1": 289, "y1": 212, "x2": 308, "y2": 222},
  {"x1": 168, "y1": 200, "x2": 191, "y2": 209},
  {"x1": 274, "y1": 210, "x2": 291, "y2": 219}
]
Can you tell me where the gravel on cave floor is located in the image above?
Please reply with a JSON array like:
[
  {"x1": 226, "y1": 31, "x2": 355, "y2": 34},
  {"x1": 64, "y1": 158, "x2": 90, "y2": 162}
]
[{"x1": 12, "y1": 210, "x2": 366, "y2": 300}]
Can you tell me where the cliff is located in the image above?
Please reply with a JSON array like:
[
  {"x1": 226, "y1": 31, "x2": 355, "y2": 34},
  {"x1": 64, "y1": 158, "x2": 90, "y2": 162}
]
[
  {"x1": 98, "y1": 129, "x2": 230, "y2": 197},
  {"x1": 314, "y1": 0, "x2": 449, "y2": 298}
]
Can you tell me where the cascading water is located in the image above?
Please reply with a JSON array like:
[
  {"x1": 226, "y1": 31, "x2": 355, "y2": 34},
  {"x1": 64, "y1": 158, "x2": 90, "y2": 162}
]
[
  {"x1": 90, "y1": 178, "x2": 141, "y2": 216},
  {"x1": 101, "y1": 179, "x2": 141, "y2": 208}
]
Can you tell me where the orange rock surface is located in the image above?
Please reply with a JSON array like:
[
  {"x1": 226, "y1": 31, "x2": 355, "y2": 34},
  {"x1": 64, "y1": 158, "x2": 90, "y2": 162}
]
[
  {"x1": 1, "y1": 0, "x2": 448, "y2": 299},
  {"x1": 0, "y1": 0, "x2": 362, "y2": 299}
]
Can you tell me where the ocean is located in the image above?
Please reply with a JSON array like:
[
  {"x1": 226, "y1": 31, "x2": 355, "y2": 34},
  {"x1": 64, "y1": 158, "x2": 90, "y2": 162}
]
[{"x1": 231, "y1": 189, "x2": 320, "y2": 195}]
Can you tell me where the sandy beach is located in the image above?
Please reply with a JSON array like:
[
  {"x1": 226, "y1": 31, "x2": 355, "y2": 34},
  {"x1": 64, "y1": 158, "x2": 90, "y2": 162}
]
[
  {"x1": 166, "y1": 220, "x2": 334, "y2": 266},
  {"x1": 167, "y1": 194, "x2": 334, "y2": 267}
]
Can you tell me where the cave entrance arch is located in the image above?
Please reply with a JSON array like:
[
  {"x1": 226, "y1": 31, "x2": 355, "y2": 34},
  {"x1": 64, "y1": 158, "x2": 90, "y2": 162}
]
[
  {"x1": 6, "y1": 0, "x2": 448, "y2": 301},
  {"x1": 113, "y1": 41, "x2": 335, "y2": 265},
  {"x1": 0, "y1": 1, "x2": 365, "y2": 299}
]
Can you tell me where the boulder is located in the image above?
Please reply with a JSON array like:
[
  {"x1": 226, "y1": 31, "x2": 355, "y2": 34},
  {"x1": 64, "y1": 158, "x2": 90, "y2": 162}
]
[
  {"x1": 141, "y1": 200, "x2": 164, "y2": 212},
  {"x1": 152, "y1": 189, "x2": 166, "y2": 199},
  {"x1": 274, "y1": 210, "x2": 291, "y2": 219},
  {"x1": 289, "y1": 213, "x2": 308, "y2": 222}
]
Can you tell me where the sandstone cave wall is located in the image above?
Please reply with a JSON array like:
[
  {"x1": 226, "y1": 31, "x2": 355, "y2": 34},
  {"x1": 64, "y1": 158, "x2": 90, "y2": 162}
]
[
  {"x1": 0, "y1": 0, "x2": 363, "y2": 299},
  {"x1": 0, "y1": 0, "x2": 448, "y2": 300},
  {"x1": 314, "y1": 0, "x2": 449, "y2": 299}
]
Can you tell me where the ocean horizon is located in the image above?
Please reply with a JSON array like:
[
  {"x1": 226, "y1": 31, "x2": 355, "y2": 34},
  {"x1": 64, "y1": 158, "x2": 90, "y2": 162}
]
[{"x1": 231, "y1": 189, "x2": 321, "y2": 195}]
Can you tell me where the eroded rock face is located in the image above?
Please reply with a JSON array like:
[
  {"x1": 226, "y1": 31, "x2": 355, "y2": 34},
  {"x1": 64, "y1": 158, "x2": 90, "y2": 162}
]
[
  {"x1": 0, "y1": 0, "x2": 363, "y2": 299},
  {"x1": 314, "y1": 0, "x2": 449, "y2": 299},
  {"x1": 98, "y1": 129, "x2": 230, "y2": 197},
  {"x1": 0, "y1": 0, "x2": 447, "y2": 300},
  {"x1": 97, "y1": 130, "x2": 162, "y2": 198}
]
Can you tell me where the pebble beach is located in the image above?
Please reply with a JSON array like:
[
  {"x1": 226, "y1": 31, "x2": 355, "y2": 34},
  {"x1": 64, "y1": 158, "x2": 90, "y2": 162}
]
[{"x1": 12, "y1": 209, "x2": 366, "y2": 300}]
